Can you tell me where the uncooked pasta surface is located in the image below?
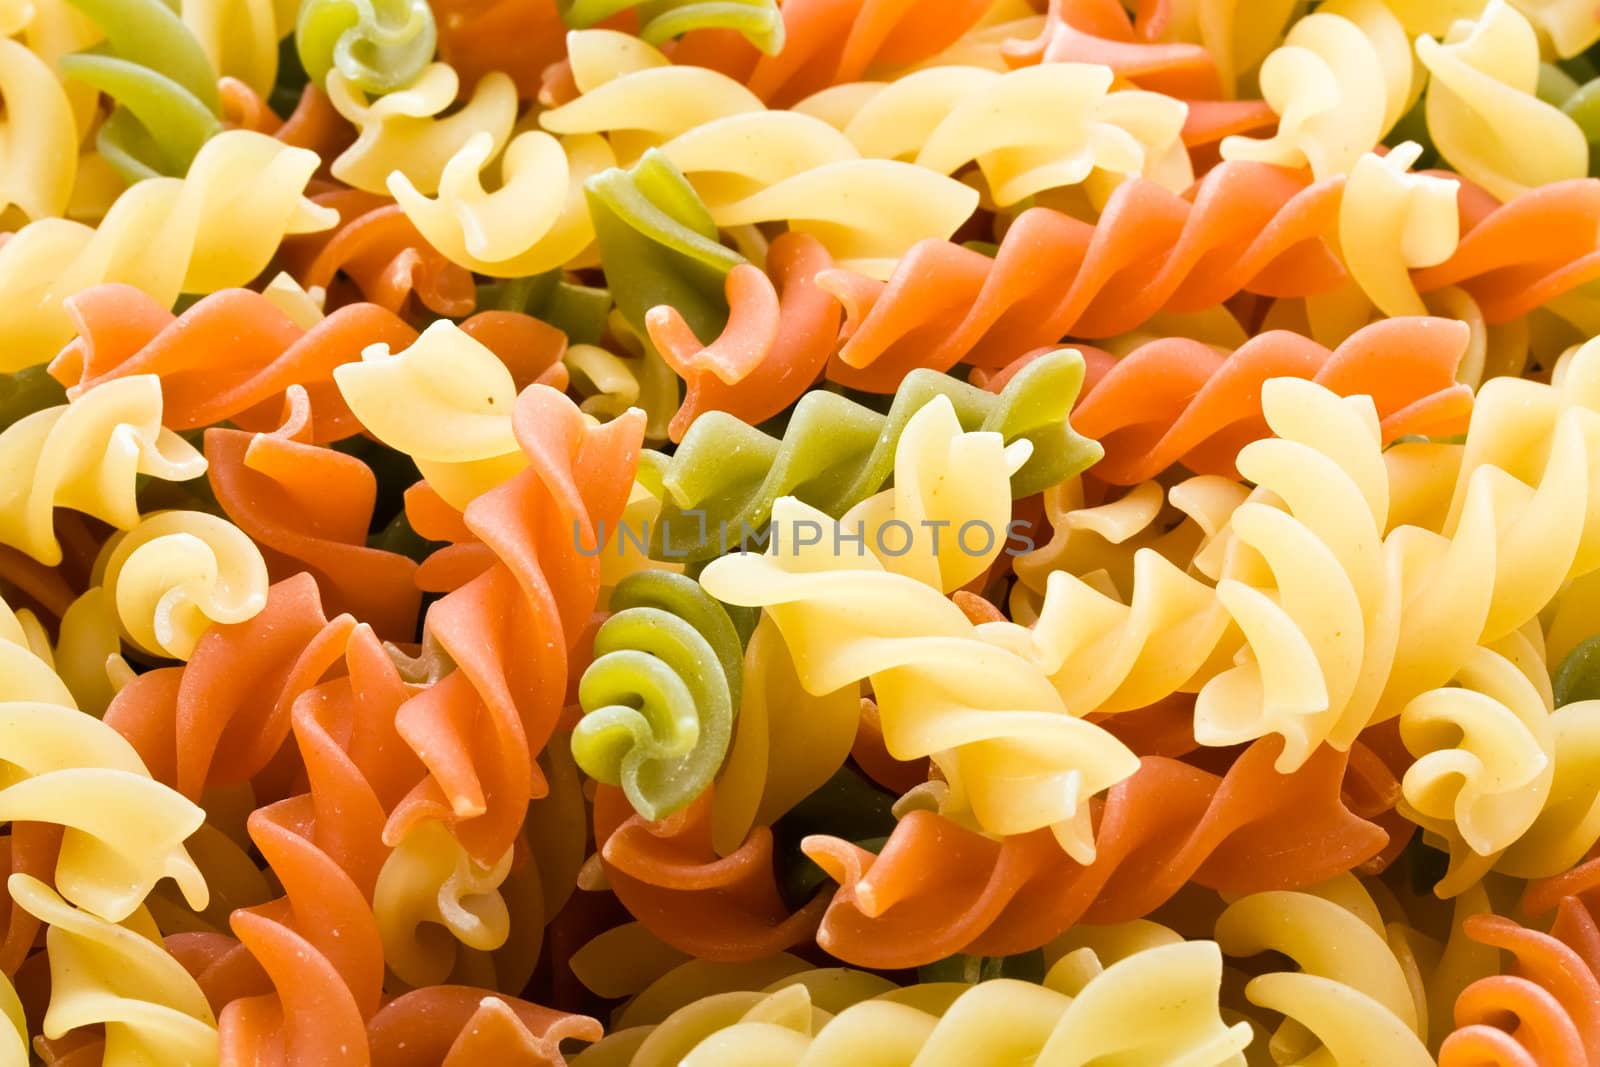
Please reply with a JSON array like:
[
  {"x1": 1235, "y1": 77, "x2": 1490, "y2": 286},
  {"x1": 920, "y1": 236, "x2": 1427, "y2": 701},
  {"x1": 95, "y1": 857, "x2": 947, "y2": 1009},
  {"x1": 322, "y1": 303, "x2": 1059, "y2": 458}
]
[{"x1": 3, "y1": 1, "x2": 1600, "y2": 1064}]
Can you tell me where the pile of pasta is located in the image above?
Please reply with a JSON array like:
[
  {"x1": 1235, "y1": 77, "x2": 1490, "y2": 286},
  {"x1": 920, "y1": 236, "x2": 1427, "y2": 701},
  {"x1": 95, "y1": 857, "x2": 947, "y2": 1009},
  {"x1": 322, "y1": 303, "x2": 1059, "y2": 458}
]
[{"x1": 13, "y1": 0, "x2": 1600, "y2": 1063}]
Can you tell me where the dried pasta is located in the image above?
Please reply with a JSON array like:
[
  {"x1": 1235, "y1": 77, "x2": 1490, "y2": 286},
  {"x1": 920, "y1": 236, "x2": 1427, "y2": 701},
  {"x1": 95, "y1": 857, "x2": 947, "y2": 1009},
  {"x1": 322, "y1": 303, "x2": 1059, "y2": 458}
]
[{"x1": 0, "y1": 2, "x2": 1599, "y2": 1064}]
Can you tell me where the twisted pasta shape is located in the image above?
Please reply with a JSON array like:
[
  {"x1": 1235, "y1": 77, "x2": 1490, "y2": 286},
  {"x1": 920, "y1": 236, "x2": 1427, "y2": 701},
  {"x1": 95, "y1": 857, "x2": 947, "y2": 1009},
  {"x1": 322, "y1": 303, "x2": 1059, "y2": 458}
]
[
  {"x1": 542, "y1": 49, "x2": 981, "y2": 276},
  {"x1": 578, "y1": 939, "x2": 1250, "y2": 1065},
  {"x1": 91, "y1": 509, "x2": 270, "y2": 661},
  {"x1": 276, "y1": 188, "x2": 477, "y2": 317},
  {"x1": 12, "y1": 874, "x2": 218, "y2": 1065},
  {"x1": 818, "y1": 161, "x2": 1345, "y2": 379},
  {"x1": 297, "y1": 0, "x2": 437, "y2": 94},
  {"x1": 648, "y1": 348, "x2": 1100, "y2": 562},
  {"x1": 1218, "y1": 0, "x2": 1416, "y2": 178},
  {"x1": 58, "y1": 0, "x2": 223, "y2": 181},
  {"x1": 1188, "y1": 378, "x2": 1397, "y2": 770},
  {"x1": 204, "y1": 385, "x2": 422, "y2": 641},
  {"x1": 702, "y1": 496, "x2": 1140, "y2": 862},
  {"x1": 389, "y1": 127, "x2": 614, "y2": 277},
  {"x1": 557, "y1": 0, "x2": 783, "y2": 54},
  {"x1": 1339, "y1": 142, "x2": 1462, "y2": 318},
  {"x1": 590, "y1": 618, "x2": 864, "y2": 960},
  {"x1": 1439, "y1": 912, "x2": 1600, "y2": 1066},
  {"x1": 328, "y1": 62, "x2": 516, "y2": 195},
  {"x1": 648, "y1": 231, "x2": 839, "y2": 442},
  {"x1": 216, "y1": 633, "x2": 395, "y2": 1060},
  {"x1": 1215, "y1": 878, "x2": 1435, "y2": 1066},
  {"x1": 104, "y1": 573, "x2": 354, "y2": 801},
  {"x1": 334, "y1": 319, "x2": 531, "y2": 510},
  {"x1": 0, "y1": 374, "x2": 205, "y2": 566},
  {"x1": 741, "y1": 0, "x2": 992, "y2": 107},
  {"x1": 367, "y1": 987, "x2": 601, "y2": 1066},
  {"x1": 837, "y1": 62, "x2": 1191, "y2": 206},
  {"x1": 0, "y1": 599, "x2": 210, "y2": 924},
  {"x1": 0, "y1": 130, "x2": 335, "y2": 370},
  {"x1": 380, "y1": 386, "x2": 645, "y2": 862},
  {"x1": 574, "y1": 570, "x2": 745, "y2": 821},
  {"x1": 1415, "y1": 0, "x2": 1588, "y2": 203},
  {"x1": 1072, "y1": 317, "x2": 1475, "y2": 485},
  {"x1": 585, "y1": 147, "x2": 744, "y2": 347},
  {"x1": 0, "y1": 36, "x2": 78, "y2": 221},
  {"x1": 802, "y1": 736, "x2": 1390, "y2": 968}
]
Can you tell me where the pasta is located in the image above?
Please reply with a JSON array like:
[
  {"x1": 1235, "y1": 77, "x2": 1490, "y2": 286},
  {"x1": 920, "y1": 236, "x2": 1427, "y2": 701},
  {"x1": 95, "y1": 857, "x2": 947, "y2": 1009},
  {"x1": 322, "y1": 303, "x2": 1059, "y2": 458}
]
[
  {"x1": 0, "y1": 130, "x2": 334, "y2": 370},
  {"x1": 57, "y1": 0, "x2": 223, "y2": 182},
  {"x1": 296, "y1": 0, "x2": 437, "y2": 95},
  {"x1": 572, "y1": 570, "x2": 745, "y2": 821},
  {"x1": 648, "y1": 348, "x2": 1101, "y2": 561},
  {"x1": 1, "y1": 3, "x2": 1600, "y2": 1064}
]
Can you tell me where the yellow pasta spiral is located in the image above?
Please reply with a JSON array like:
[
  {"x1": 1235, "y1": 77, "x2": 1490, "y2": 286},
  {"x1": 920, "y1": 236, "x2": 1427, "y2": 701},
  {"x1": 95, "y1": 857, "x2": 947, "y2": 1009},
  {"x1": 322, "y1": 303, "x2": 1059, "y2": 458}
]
[
  {"x1": 11, "y1": 874, "x2": 217, "y2": 1066},
  {"x1": 0, "y1": 130, "x2": 335, "y2": 370},
  {"x1": 700, "y1": 496, "x2": 1139, "y2": 863},
  {"x1": 0, "y1": 375, "x2": 205, "y2": 566},
  {"x1": 0, "y1": 597, "x2": 209, "y2": 923},
  {"x1": 92, "y1": 509, "x2": 271, "y2": 660}
]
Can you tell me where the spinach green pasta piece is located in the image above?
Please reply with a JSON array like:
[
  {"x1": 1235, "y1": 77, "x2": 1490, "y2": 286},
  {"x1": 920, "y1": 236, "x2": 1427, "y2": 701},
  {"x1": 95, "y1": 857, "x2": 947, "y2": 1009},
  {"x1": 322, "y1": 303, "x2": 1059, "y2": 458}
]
[
  {"x1": 585, "y1": 148, "x2": 746, "y2": 348},
  {"x1": 648, "y1": 349, "x2": 1104, "y2": 562},
  {"x1": 476, "y1": 271, "x2": 613, "y2": 347},
  {"x1": 556, "y1": 0, "x2": 783, "y2": 54},
  {"x1": 59, "y1": 0, "x2": 222, "y2": 182},
  {"x1": 1555, "y1": 635, "x2": 1600, "y2": 706},
  {"x1": 296, "y1": 0, "x2": 437, "y2": 95},
  {"x1": 0, "y1": 368, "x2": 66, "y2": 433},
  {"x1": 573, "y1": 570, "x2": 745, "y2": 820}
]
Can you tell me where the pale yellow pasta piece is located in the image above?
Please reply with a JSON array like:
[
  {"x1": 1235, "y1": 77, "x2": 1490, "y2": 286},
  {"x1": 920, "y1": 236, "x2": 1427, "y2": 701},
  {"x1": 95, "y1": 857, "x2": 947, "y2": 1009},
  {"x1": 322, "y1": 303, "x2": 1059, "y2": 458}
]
[
  {"x1": 334, "y1": 320, "x2": 525, "y2": 510},
  {"x1": 1196, "y1": 379, "x2": 1400, "y2": 768},
  {"x1": 563, "y1": 27, "x2": 671, "y2": 94},
  {"x1": 1339, "y1": 142, "x2": 1460, "y2": 317},
  {"x1": 1416, "y1": 0, "x2": 1588, "y2": 201},
  {"x1": 710, "y1": 159, "x2": 978, "y2": 279},
  {"x1": 11, "y1": 874, "x2": 217, "y2": 1067},
  {"x1": 0, "y1": 605, "x2": 208, "y2": 921},
  {"x1": 0, "y1": 37, "x2": 77, "y2": 223},
  {"x1": 329, "y1": 63, "x2": 518, "y2": 195},
  {"x1": 710, "y1": 614, "x2": 858, "y2": 857},
  {"x1": 52, "y1": 587, "x2": 129, "y2": 716},
  {"x1": 182, "y1": 0, "x2": 279, "y2": 94},
  {"x1": 1221, "y1": 0, "x2": 1413, "y2": 177},
  {"x1": 655, "y1": 110, "x2": 860, "y2": 213},
  {"x1": 540, "y1": 51, "x2": 763, "y2": 164},
  {"x1": 0, "y1": 131, "x2": 333, "y2": 369},
  {"x1": 700, "y1": 498, "x2": 1139, "y2": 861},
  {"x1": 842, "y1": 63, "x2": 1191, "y2": 205},
  {"x1": 1399, "y1": 636, "x2": 1555, "y2": 892},
  {"x1": 0, "y1": 968, "x2": 23, "y2": 1067},
  {"x1": 1512, "y1": 0, "x2": 1600, "y2": 54},
  {"x1": 259, "y1": 270, "x2": 326, "y2": 328},
  {"x1": 0, "y1": 376, "x2": 206, "y2": 565},
  {"x1": 569, "y1": 922, "x2": 691, "y2": 1001},
  {"x1": 390, "y1": 130, "x2": 614, "y2": 276},
  {"x1": 840, "y1": 395, "x2": 1027, "y2": 593},
  {"x1": 1216, "y1": 879, "x2": 1433, "y2": 1066},
  {"x1": 93, "y1": 510, "x2": 270, "y2": 660},
  {"x1": 593, "y1": 941, "x2": 1251, "y2": 1067},
  {"x1": 373, "y1": 820, "x2": 513, "y2": 987}
]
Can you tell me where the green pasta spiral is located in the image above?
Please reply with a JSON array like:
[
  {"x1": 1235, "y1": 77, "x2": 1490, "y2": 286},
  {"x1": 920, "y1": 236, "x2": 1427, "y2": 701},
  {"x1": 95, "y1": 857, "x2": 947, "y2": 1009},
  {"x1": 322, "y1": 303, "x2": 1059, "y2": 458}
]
[
  {"x1": 1555, "y1": 635, "x2": 1600, "y2": 706},
  {"x1": 59, "y1": 0, "x2": 222, "y2": 182},
  {"x1": 647, "y1": 350, "x2": 1105, "y2": 562},
  {"x1": 557, "y1": 0, "x2": 783, "y2": 55},
  {"x1": 296, "y1": 0, "x2": 438, "y2": 95},
  {"x1": 585, "y1": 148, "x2": 746, "y2": 348},
  {"x1": 573, "y1": 570, "x2": 745, "y2": 821}
]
